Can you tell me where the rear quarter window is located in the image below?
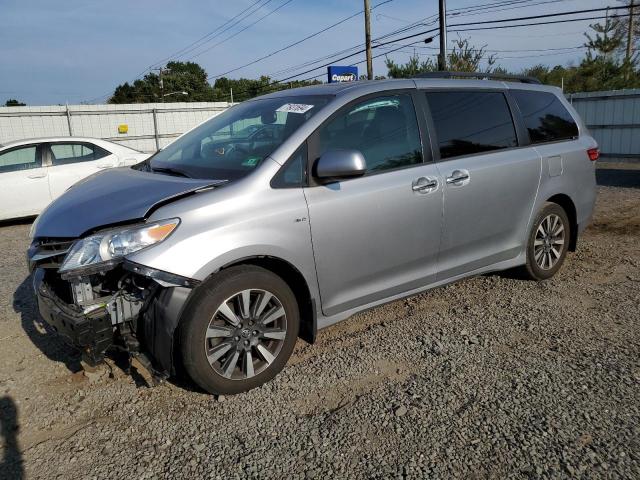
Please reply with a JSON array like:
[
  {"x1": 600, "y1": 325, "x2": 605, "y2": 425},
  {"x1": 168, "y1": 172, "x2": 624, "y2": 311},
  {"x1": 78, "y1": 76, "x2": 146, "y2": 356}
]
[
  {"x1": 50, "y1": 143, "x2": 110, "y2": 166},
  {"x1": 511, "y1": 90, "x2": 578, "y2": 144}
]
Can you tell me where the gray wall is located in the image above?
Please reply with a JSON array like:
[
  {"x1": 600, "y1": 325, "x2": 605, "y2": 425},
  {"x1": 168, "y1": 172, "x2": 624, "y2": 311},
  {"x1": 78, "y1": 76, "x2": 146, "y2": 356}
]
[
  {"x1": 0, "y1": 102, "x2": 231, "y2": 153},
  {"x1": 568, "y1": 89, "x2": 640, "y2": 162}
]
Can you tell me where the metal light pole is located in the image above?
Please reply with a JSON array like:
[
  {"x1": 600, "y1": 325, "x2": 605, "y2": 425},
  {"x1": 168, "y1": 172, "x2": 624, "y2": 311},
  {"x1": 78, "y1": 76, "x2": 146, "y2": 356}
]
[
  {"x1": 162, "y1": 91, "x2": 188, "y2": 99},
  {"x1": 438, "y1": 0, "x2": 448, "y2": 71},
  {"x1": 364, "y1": 0, "x2": 373, "y2": 80}
]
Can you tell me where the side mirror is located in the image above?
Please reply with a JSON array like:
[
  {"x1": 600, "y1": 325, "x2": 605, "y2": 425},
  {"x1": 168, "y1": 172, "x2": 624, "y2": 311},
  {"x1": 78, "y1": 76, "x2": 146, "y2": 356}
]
[{"x1": 314, "y1": 149, "x2": 366, "y2": 180}]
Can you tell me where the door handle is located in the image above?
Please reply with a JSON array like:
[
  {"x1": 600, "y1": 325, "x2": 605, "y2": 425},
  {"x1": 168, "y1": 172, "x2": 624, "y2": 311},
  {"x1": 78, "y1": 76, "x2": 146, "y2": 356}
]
[
  {"x1": 412, "y1": 177, "x2": 438, "y2": 192},
  {"x1": 27, "y1": 173, "x2": 46, "y2": 179},
  {"x1": 446, "y1": 170, "x2": 470, "y2": 185},
  {"x1": 96, "y1": 163, "x2": 114, "y2": 169}
]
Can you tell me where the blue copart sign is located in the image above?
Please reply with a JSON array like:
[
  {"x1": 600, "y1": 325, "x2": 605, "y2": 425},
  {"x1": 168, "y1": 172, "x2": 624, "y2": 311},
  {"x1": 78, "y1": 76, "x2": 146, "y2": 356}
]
[{"x1": 328, "y1": 66, "x2": 358, "y2": 83}]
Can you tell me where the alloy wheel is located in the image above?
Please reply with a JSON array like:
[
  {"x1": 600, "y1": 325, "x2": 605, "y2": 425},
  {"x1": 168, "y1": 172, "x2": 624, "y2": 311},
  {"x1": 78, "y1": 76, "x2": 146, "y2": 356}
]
[
  {"x1": 204, "y1": 289, "x2": 287, "y2": 380},
  {"x1": 534, "y1": 213, "x2": 565, "y2": 270}
]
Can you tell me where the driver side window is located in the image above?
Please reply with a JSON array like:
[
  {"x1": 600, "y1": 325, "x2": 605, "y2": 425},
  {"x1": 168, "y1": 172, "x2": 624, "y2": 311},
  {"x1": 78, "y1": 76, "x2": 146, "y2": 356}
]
[{"x1": 318, "y1": 94, "x2": 423, "y2": 174}]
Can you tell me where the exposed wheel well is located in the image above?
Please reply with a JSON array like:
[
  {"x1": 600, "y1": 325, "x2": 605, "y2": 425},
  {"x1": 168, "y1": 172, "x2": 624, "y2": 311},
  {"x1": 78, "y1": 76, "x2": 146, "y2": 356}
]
[
  {"x1": 220, "y1": 256, "x2": 316, "y2": 344},
  {"x1": 547, "y1": 194, "x2": 578, "y2": 251}
]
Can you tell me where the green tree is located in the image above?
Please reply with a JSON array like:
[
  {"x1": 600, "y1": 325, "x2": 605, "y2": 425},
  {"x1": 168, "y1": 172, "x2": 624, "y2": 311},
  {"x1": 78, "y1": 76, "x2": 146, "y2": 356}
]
[
  {"x1": 611, "y1": 2, "x2": 640, "y2": 62},
  {"x1": 448, "y1": 38, "x2": 496, "y2": 72},
  {"x1": 578, "y1": 15, "x2": 640, "y2": 91},
  {"x1": 4, "y1": 99, "x2": 26, "y2": 106},
  {"x1": 385, "y1": 37, "x2": 496, "y2": 78},
  {"x1": 211, "y1": 76, "x2": 321, "y2": 102},
  {"x1": 109, "y1": 61, "x2": 214, "y2": 103},
  {"x1": 385, "y1": 54, "x2": 436, "y2": 78}
]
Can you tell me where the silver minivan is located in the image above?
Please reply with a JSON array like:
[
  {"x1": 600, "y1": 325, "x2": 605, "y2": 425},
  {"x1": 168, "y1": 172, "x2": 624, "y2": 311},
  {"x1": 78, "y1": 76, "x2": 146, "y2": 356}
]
[{"x1": 28, "y1": 74, "x2": 598, "y2": 395}]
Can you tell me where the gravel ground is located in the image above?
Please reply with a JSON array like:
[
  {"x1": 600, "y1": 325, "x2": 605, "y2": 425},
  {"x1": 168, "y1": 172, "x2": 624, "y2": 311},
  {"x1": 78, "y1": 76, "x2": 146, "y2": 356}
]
[{"x1": 1, "y1": 182, "x2": 639, "y2": 479}]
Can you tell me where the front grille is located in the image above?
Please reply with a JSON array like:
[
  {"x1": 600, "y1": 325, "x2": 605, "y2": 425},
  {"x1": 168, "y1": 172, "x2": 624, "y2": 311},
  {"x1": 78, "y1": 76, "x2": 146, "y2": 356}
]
[
  {"x1": 30, "y1": 238, "x2": 77, "y2": 303},
  {"x1": 31, "y1": 237, "x2": 75, "y2": 269},
  {"x1": 35, "y1": 238, "x2": 75, "y2": 252}
]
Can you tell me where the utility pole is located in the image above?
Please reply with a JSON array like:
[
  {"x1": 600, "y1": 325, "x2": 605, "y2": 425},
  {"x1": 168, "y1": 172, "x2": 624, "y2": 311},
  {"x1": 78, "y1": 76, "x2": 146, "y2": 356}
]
[
  {"x1": 604, "y1": 7, "x2": 610, "y2": 80},
  {"x1": 152, "y1": 66, "x2": 170, "y2": 103},
  {"x1": 364, "y1": 0, "x2": 373, "y2": 80},
  {"x1": 159, "y1": 68, "x2": 164, "y2": 102},
  {"x1": 627, "y1": 0, "x2": 635, "y2": 65},
  {"x1": 438, "y1": 0, "x2": 448, "y2": 71}
]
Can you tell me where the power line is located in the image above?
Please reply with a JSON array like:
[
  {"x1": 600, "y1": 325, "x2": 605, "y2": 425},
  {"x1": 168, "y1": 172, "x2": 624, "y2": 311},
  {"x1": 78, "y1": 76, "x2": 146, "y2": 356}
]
[
  {"x1": 208, "y1": 31, "x2": 439, "y2": 100},
  {"x1": 276, "y1": 27, "x2": 440, "y2": 83},
  {"x1": 269, "y1": 7, "x2": 629, "y2": 85},
  {"x1": 452, "y1": 0, "x2": 577, "y2": 18},
  {"x1": 136, "y1": 0, "x2": 273, "y2": 78},
  {"x1": 270, "y1": 1, "x2": 601, "y2": 82},
  {"x1": 451, "y1": 5, "x2": 630, "y2": 27},
  {"x1": 193, "y1": 8, "x2": 631, "y2": 101},
  {"x1": 390, "y1": 47, "x2": 588, "y2": 59},
  {"x1": 88, "y1": 3, "x2": 630, "y2": 104},
  {"x1": 87, "y1": 0, "x2": 276, "y2": 103},
  {"x1": 451, "y1": 13, "x2": 632, "y2": 33},
  {"x1": 87, "y1": 0, "x2": 557, "y2": 102},
  {"x1": 207, "y1": 0, "x2": 393, "y2": 80},
  {"x1": 188, "y1": 0, "x2": 297, "y2": 61},
  {"x1": 383, "y1": 43, "x2": 587, "y2": 53},
  {"x1": 167, "y1": 0, "x2": 278, "y2": 61}
]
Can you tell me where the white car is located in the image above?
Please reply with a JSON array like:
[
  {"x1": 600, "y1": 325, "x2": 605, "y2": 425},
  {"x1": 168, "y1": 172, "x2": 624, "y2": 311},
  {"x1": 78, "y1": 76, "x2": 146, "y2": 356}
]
[{"x1": 0, "y1": 137, "x2": 150, "y2": 220}]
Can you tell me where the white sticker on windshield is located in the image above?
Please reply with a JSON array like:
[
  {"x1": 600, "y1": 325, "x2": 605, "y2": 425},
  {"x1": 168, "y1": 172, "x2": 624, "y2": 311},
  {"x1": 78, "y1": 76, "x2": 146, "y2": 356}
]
[{"x1": 276, "y1": 103, "x2": 314, "y2": 114}]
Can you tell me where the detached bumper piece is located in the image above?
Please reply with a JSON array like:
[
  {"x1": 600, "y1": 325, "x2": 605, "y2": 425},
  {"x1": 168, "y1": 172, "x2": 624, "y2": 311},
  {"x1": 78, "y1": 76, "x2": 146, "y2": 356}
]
[{"x1": 34, "y1": 270, "x2": 113, "y2": 366}]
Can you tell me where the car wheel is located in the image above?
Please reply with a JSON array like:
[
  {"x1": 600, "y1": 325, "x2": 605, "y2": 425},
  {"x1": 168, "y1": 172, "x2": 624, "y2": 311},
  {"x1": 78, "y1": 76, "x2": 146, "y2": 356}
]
[
  {"x1": 179, "y1": 265, "x2": 299, "y2": 395},
  {"x1": 521, "y1": 202, "x2": 570, "y2": 281}
]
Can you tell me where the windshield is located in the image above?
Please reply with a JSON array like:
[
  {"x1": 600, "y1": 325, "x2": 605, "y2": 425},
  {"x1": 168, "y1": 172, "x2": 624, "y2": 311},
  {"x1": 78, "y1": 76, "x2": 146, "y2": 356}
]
[{"x1": 148, "y1": 95, "x2": 330, "y2": 180}]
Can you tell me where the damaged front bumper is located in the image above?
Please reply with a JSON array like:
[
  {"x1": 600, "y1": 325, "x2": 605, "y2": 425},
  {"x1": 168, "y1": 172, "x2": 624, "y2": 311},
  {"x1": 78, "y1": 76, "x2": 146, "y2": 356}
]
[
  {"x1": 29, "y1": 240, "x2": 198, "y2": 376},
  {"x1": 33, "y1": 268, "x2": 114, "y2": 365}
]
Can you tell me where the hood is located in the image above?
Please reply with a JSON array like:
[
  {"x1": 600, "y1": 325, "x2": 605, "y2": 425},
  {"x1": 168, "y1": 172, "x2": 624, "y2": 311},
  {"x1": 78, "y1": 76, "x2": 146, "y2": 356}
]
[{"x1": 32, "y1": 167, "x2": 224, "y2": 238}]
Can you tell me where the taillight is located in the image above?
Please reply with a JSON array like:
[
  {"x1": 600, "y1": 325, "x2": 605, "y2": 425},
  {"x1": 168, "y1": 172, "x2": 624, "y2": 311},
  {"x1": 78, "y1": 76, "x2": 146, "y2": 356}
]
[{"x1": 587, "y1": 147, "x2": 599, "y2": 161}]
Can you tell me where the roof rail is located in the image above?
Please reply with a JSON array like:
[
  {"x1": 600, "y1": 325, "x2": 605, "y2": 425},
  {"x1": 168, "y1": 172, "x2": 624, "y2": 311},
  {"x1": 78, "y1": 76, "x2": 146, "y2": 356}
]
[{"x1": 413, "y1": 71, "x2": 541, "y2": 84}]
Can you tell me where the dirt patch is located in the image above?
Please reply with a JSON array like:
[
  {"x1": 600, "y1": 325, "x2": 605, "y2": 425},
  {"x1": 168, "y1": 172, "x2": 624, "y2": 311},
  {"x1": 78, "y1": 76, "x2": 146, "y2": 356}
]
[{"x1": 292, "y1": 360, "x2": 411, "y2": 416}]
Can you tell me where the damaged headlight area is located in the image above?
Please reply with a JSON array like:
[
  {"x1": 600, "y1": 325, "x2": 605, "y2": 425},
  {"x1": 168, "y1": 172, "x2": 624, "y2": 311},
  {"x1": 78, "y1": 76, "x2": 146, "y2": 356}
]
[
  {"x1": 30, "y1": 218, "x2": 195, "y2": 378},
  {"x1": 59, "y1": 219, "x2": 180, "y2": 276}
]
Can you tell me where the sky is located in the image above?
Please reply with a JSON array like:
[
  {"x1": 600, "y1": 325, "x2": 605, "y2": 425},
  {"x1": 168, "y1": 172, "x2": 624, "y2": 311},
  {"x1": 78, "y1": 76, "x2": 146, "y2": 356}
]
[{"x1": 0, "y1": 0, "x2": 611, "y2": 106}]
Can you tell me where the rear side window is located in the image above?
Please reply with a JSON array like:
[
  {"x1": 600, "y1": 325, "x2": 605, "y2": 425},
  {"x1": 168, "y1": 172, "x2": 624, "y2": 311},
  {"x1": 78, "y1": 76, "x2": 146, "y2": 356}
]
[
  {"x1": 426, "y1": 91, "x2": 517, "y2": 160},
  {"x1": 318, "y1": 94, "x2": 423, "y2": 174},
  {"x1": 0, "y1": 146, "x2": 41, "y2": 173},
  {"x1": 511, "y1": 90, "x2": 578, "y2": 144},
  {"x1": 50, "y1": 143, "x2": 110, "y2": 166}
]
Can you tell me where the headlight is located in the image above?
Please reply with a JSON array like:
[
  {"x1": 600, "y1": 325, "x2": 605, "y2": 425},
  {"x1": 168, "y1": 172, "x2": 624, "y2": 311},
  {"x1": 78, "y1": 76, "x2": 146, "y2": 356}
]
[{"x1": 59, "y1": 219, "x2": 179, "y2": 274}]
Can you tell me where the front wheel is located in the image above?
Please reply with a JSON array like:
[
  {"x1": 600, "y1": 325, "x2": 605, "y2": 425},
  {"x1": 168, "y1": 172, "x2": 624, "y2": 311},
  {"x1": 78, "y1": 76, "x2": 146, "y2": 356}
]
[
  {"x1": 520, "y1": 202, "x2": 571, "y2": 281},
  {"x1": 179, "y1": 265, "x2": 299, "y2": 395}
]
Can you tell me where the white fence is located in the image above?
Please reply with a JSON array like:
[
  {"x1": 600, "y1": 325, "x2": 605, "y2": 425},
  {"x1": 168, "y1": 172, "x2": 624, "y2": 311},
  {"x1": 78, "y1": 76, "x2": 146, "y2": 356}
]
[{"x1": 0, "y1": 102, "x2": 231, "y2": 153}]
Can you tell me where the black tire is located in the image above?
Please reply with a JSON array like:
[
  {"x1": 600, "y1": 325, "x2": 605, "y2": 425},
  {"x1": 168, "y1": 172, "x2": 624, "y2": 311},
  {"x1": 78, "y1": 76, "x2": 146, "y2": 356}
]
[
  {"x1": 179, "y1": 265, "x2": 299, "y2": 395},
  {"x1": 520, "y1": 202, "x2": 571, "y2": 281}
]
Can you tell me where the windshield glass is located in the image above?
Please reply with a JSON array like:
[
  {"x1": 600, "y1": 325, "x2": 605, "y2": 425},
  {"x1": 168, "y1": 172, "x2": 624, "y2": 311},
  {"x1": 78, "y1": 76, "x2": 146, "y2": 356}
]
[{"x1": 149, "y1": 95, "x2": 330, "y2": 180}]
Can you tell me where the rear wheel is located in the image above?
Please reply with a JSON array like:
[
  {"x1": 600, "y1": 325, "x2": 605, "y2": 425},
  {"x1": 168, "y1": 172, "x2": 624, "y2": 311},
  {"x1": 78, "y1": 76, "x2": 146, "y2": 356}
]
[
  {"x1": 521, "y1": 202, "x2": 570, "y2": 281},
  {"x1": 179, "y1": 265, "x2": 299, "y2": 395}
]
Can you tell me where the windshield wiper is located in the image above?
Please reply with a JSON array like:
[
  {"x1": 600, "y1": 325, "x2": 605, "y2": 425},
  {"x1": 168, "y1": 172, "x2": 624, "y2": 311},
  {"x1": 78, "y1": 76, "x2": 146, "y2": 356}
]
[{"x1": 151, "y1": 166, "x2": 192, "y2": 178}]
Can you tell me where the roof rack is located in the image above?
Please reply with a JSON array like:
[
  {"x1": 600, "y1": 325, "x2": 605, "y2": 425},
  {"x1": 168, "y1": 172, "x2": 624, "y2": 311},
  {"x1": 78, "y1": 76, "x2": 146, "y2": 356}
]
[{"x1": 413, "y1": 71, "x2": 541, "y2": 84}]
